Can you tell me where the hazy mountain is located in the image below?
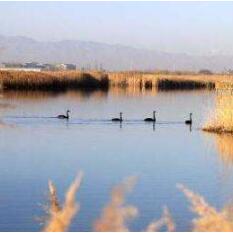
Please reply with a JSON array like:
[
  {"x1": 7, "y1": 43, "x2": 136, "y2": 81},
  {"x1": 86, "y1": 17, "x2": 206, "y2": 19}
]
[{"x1": 0, "y1": 35, "x2": 233, "y2": 72}]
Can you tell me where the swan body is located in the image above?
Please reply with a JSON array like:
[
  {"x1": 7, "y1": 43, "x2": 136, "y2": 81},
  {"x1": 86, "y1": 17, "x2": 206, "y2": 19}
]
[
  {"x1": 57, "y1": 110, "x2": 70, "y2": 119},
  {"x1": 185, "y1": 113, "x2": 192, "y2": 125},
  {"x1": 112, "y1": 112, "x2": 123, "y2": 122},
  {"x1": 144, "y1": 111, "x2": 156, "y2": 122}
]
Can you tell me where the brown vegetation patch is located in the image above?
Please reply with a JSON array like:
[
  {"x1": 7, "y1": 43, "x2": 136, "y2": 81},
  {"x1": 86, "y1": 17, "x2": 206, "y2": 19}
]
[{"x1": 0, "y1": 71, "x2": 109, "y2": 91}]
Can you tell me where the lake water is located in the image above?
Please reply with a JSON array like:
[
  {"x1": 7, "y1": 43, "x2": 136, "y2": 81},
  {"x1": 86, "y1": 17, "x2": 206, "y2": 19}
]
[{"x1": 1, "y1": 88, "x2": 233, "y2": 231}]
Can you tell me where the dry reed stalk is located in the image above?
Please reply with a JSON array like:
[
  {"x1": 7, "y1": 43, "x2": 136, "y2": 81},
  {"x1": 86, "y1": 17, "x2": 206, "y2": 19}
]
[
  {"x1": 93, "y1": 177, "x2": 138, "y2": 232},
  {"x1": 43, "y1": 172, "x2": 83, "y2": 232},
  {"x1": 146, "y1": 206, "x2": 175, "y2": 232},
  {"x1": 203, "y1": 94, "x2": 233, "y2": 133},
  {"x1": 48, "y1": 180, "x2": 61, "y2": 214},
  {"x1": 178, "y1": 184, "x2": 233, "y2": 231},
  {"x1": 108, "y1": 72, "x2": 219, "y2": 91}
]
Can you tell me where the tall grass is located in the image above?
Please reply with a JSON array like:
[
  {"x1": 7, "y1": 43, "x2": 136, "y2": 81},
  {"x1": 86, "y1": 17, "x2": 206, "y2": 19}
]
[
  {"x1": 42, "y1": 174, "x2": 233, "y2": 232},
  {"x1": 94, "y1": 177, "x2": 139, "y2": 232},
  {"x1": 108, "y1": 72, "x2": 220, "y2": 91},
  {"x1": 146, "y1": 207, "x2": 175, "y2": 232},
  {"x1": 0, "y1": 71, "x2": 109, "y2": 91},
  {"x1": 157, "y1": 79, "x2": 214, "y2": 91},
  {"x1": 203, "y1": 94, "x2": 233, "y2": 133},
  {"x1": 43, "y1": 175, "x2": 175, "y2": 232},
  {"x1": 178, "y1": 184, "x2": 233, "y2": 231},
  {"x1": 1, "y1": 70, "x2": 232, "y2": 92},
  {"x1": 43, "y1": 172, "x2": 83, "y2": 232}
]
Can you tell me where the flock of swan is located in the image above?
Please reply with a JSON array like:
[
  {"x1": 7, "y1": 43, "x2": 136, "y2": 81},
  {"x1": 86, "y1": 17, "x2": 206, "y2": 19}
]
[{"x1": 57, "y1": 110, "x2": 193, "y2": 125}]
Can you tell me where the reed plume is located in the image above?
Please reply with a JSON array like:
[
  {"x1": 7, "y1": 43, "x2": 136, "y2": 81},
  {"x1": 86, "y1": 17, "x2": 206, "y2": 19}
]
[
  {"x1": 177, "y1": 183, "x2": 233, "y2": 231},
  {"x1": 43, "y1": 172, "x2": 83, "y2": 232},
  {"x1": 39, "y1": 175, "x2": 233, "y2": 232},
  {"x1": 146, "y1": 206, "x2": 175, "y2": 232},
  {"x1": 93, "y1": 177, "x2": 138, "y2": 232},
  {"x1": 48, "y1": 180, "x2": 61, "y2": 214}
]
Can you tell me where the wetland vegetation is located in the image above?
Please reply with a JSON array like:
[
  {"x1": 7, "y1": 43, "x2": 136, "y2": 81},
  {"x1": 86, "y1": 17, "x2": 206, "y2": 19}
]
[
  {"x1": 1, "y1": 70, "x2": 232, "y2": 92},
  {"x1": 2, "y1": 70, "x2": 233, "y2": 232}
]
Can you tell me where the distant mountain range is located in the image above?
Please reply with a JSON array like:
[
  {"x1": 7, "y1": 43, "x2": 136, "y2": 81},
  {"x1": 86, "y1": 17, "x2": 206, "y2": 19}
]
[{"x1": 0, "y1": 35, "x2": 233, "y2": 72}]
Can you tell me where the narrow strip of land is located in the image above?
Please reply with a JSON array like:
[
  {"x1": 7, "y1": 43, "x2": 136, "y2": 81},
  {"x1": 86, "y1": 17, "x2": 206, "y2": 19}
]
[{"x1": 2, "y1": 70, "x2": 233, "y2": 91}]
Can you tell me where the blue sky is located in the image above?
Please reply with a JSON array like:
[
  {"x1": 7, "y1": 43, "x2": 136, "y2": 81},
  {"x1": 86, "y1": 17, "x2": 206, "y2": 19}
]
[{"x1": 0, "y1": 1, "x2": 233, "y2": 55}]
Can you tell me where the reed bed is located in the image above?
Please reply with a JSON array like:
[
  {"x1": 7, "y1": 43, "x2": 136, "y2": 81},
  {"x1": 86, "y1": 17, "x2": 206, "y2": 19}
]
[
  {"x1": 157, "y1": 79, "x2": 214, "y2": 91},
  {"x1": 203, "y1": 94, "x2": 233, "y2": 134},
  {"x1": 1, "y1": 70, "x2": 233, "y2": 92},
  {"x1": 107, "y1": 71, "x2": 225, "y2": 91},
  {"x1": 0, "y1": 71, "x2": 109, "y2": 91}
]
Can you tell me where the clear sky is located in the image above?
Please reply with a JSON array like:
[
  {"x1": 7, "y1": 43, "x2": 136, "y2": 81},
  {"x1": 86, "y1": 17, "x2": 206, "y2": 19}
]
[{"x1": 0, "y1": 1, "x2": 233, "y2": 56}]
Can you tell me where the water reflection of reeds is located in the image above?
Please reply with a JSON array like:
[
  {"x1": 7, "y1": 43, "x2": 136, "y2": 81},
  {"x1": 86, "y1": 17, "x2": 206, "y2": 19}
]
[
  {"x1": 215, "y1": 134, "x2": 233, "y2": 165},
  {"x1": 0, "y1": 90, "x2": 108, "y2": 102},
  {"x1": 110, "y1": 86, "x2": 158, "y2": 97},
  {"x1": 0, "y1": 86, "x2": 157, "y2": 103}
]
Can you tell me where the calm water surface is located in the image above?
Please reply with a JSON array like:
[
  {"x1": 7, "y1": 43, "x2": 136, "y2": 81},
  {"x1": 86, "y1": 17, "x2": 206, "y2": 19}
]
[{"x1": 1, "y1": 89, "x2": 233, "y2": 231}]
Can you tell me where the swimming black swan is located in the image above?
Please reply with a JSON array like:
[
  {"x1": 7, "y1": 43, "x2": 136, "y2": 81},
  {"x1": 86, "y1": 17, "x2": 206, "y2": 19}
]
[
  {"x1": 57, "y1": 110, "x2": 70, "y2": 119},
  {"x1": 144, "y1": 111, "x2": 156, "y2": 122},
  {"x1": 185, "y1": 113, "x2": 192, "y2": 125},
  {"x1": 112, "y1": 112, "x2": 123, "y2": 122}
]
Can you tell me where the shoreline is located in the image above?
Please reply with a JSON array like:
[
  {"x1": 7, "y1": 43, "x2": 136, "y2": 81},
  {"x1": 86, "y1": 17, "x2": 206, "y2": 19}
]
[{"x1": 1, "y1": 70, "x2": 229, "y2": 92}]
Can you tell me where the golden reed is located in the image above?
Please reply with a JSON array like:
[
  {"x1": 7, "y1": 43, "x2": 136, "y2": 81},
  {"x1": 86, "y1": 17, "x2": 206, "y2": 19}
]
[
  {"x1": 107, "y1": 72, "x2": 231, "y2": 91},
  {"x1": 2, "y1": 70, "x2": 232, "y2": 91},
  {"x1": 43, "y1": 174, "x2": 175, "y2": 232},
  {"x1": 178, "y1": 184, "x2": 233, "y2": 232},
  {"x1": 0, "y1": 71, "x2": 109, "y2": 91},
  {"x1": 43, "y1": 172, "x2": 83, "y2": 232},
  {"x1": 203, "y1": 91, "x2": 233, "y2": 134},
  {"x1": 42, "y1": 174, "x2": 233, "y2": 232}
]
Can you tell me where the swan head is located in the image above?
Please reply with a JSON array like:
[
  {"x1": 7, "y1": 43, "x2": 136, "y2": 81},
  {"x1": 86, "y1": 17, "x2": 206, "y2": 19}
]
[
  {"x1": 120, "y1": 112, "x2": 123, "y2": 119},
  {"x1": 66, "y1": 110, "x2": 70, "y2": 117}
]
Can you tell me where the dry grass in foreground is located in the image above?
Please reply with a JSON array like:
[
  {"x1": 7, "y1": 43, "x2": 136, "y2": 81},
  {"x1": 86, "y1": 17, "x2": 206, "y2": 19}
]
[
  {"x1": 203, "y1": 94, "x2": 233, "y2": 134},
  {"x1": 93, "y1": 177, "x2": 138, "y2": 231},
  {"x1": 178, "y1": 184, "x2": 233, "y2": 232},
  {"x1": 43, "y1": 174, "x2": 174, "y2": 232},
  {"x1": 42, "y1": 173, "x2": 233, "y2": 232},
  {"x1": 43, "y1": 172, "x2": 83, "y2": 232}
]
